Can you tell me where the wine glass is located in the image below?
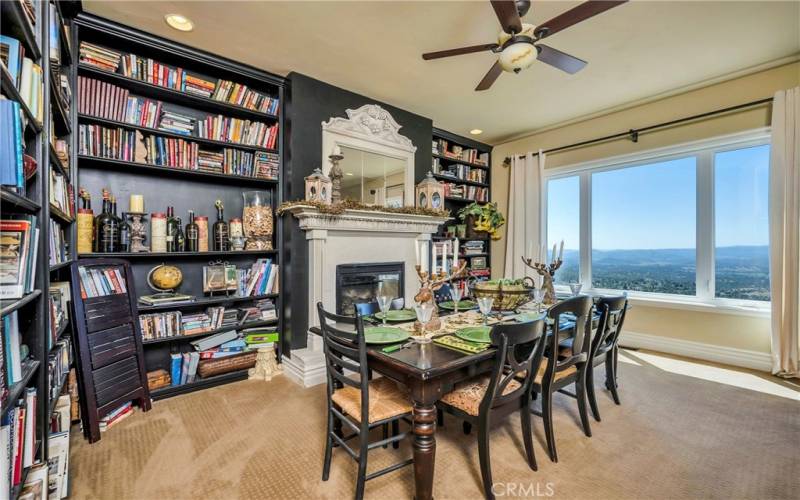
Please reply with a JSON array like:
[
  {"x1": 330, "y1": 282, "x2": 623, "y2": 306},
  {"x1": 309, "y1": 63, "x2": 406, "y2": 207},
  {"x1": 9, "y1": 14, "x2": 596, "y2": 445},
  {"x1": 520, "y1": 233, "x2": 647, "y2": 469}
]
[
  {"x1": 412, "y1": 303, "x2": 435, "y2": 343},
  {"x1": 534, "y1": 288, "x2": 545, "y2": 313},
  {"x1": 477, "y1": 297, "x2": 494, "y2": 326},
  {"x1": 449, "y1": 283, "x2": 463, "y2": 314},
  {"x1": 377, "y1": 295, "x2": 392, "y2": 326},
  {"x1": 569, "y1": 283, "x2": 583, "y2": 296}
]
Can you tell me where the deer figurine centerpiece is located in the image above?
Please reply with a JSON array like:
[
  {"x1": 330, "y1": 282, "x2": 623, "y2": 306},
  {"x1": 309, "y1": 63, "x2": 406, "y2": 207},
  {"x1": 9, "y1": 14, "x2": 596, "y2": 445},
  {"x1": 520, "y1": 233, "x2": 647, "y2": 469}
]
[
  {"x1": 413, "y1": 239, "x2": 467, "y2": 333},
  {"x1": 521, "y1": 241, "x2": 564, "y2": 306}
]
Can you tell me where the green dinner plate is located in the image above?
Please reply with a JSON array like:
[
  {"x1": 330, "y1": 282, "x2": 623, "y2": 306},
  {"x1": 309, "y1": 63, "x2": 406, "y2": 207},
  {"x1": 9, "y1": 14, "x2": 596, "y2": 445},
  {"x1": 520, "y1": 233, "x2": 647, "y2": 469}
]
[
  {"x1": 454, "y1": 326, "x2": 492, "y2": 344},
  {"x1": 364, "y1": 326, "x2": 410, "y2": 345},
  {"x1": 438, "y1": 300, "x2": 477, "y2": 311},
  {"x1": 514, "y1": 312, "x2": 546, "y2": 323},
  {"x1": 374, "y1": 309, "x2": 417, "y2": 322}
]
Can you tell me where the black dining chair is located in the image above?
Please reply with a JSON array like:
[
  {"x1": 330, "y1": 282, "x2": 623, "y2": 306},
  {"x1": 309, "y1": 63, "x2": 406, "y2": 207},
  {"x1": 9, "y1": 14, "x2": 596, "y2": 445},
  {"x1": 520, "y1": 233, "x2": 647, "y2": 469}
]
[
  {"x1": 318, "y1": 303, "x2": 413, "y2": 500},
  {"x1": 530, "y1": 295, "x2": 594, "y2": 463},
  {"x1": 437, "y1": 319, "x2": 547, "y2": 500},
  {"x1": 585, "y1": 295, "x2": 628, "y2": 421}
]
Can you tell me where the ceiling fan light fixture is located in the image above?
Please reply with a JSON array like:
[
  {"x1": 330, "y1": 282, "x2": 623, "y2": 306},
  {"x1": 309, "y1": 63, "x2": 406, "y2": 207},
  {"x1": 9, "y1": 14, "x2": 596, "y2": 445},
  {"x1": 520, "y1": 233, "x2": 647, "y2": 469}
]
[
  {"x1": 165, "y1": 14, "x2": 194, "y2": 32},
  {"x1": 470, "y1": 129, "x2": 483, "y2": 135},
  {"x1": 498, "y1": 42, "x2": 537, "y2": 73}
]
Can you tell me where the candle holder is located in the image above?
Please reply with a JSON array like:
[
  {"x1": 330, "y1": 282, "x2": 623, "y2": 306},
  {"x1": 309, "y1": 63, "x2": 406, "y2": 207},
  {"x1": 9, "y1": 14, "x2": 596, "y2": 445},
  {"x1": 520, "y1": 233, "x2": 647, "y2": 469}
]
[
  {"x1": 127, "y1": 212, "x2": 149, "y2": 253},
  {"x1": 521, "y1": 256, "x2": 562, "y2": 305},
  {"x1": 413, "y1": 259, "x2": 468, "y2": 333}
]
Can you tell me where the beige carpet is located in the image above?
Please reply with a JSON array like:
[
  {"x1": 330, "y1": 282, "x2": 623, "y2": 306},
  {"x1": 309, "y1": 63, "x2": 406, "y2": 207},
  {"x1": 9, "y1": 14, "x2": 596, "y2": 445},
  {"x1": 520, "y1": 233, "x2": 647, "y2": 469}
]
[{"x1": 69, "y1": 349, "x2": 800, "y2": 499}]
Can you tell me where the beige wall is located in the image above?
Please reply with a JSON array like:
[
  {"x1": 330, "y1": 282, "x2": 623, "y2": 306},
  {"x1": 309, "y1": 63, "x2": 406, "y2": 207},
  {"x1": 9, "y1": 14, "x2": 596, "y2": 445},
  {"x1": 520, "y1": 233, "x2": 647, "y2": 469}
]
[{"x1": 489, "y1": 61, "x2": 800, "y2": 354}]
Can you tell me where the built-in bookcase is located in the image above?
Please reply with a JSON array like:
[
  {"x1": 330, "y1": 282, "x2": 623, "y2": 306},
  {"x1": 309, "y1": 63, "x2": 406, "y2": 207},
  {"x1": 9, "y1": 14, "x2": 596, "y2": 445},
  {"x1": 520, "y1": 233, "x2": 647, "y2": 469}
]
[
  {"x1": 71, "y1": 14, "x2": 286, "y2": 401},
  {"x1": 431, "y1": 127, "x2": 493, "y2": 281}
]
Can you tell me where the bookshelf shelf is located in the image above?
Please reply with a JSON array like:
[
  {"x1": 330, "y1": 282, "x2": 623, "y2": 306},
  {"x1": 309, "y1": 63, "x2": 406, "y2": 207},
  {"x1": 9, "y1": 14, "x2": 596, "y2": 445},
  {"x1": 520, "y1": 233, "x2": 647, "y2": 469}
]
[
  {"x1": 49, "y1": 204, "x2": 74, "y2": 225},
  {"x1": 1, "y1": 187, "x2": 41, "y2": 213},
  {"x1": 0, "y1": 290, "x2": 42, "y2": 316},
  {"x1": 142, "y1": 318, "x2": 278, "y2": 345},
  {"x1": 0, "y1": 0, "x2": 41, "y2": 61},
  {"x1": 432, "y1": 153, "x2": 489, "y2": 170},
  {"x1": 77, "y1": 155, "x2": 279, "y2": 187},
  {"x1": 0, "y1": 63, "x2": 43, "y2": 134},
  {"x1": 49, "y1": 260, "x2": 73, "y2": 273},
  {"x1": 77, "y1": 113, "x2": 279, "y2": 154},
  {"x1": 138, "y1": 293, "x2": 279, "y2": 313},
  {"x1": 150, "y1": 369, "x2": 249, "y2": 401},
  {"x1": 1, "y1": 360, "x2": 41, "y2": 416},
  {"x1": 80, "y1": 249, "x2": 278, "y2": 259},
  {"x1": 78, "y1": 64, "x2": 280, "y2": 124},
  {"x1": 432, "y1": 173, "x2": 489, "y2": 188}
]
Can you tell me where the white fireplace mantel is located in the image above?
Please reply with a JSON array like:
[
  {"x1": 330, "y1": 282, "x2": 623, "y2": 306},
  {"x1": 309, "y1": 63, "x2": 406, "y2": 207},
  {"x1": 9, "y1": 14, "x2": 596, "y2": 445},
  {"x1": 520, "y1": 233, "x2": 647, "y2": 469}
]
[{"x1": 282, "y1": 205, "x2": 450, "y2": 387}]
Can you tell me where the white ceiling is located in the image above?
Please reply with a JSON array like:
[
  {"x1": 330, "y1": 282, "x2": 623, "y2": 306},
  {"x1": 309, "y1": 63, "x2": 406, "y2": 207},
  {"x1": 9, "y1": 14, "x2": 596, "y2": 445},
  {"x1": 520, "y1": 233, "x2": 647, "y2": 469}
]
[{"x1": 84, "y1": 1, "x2": 800, "y2": 144}]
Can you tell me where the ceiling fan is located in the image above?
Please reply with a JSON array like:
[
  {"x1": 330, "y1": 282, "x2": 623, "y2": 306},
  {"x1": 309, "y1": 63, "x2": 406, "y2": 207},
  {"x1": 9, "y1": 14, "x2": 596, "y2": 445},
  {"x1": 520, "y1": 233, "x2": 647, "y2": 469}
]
[{"x1": 422, "y1": 0, "x2": 628, "y2": 91}]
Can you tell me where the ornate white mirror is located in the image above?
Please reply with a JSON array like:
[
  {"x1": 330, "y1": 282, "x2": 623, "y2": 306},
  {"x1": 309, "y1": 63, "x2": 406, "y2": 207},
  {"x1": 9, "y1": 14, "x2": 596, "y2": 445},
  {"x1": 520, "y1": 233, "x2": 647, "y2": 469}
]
[{"x1": 322, "y1": 104, "x2": 417, "y2": 207}]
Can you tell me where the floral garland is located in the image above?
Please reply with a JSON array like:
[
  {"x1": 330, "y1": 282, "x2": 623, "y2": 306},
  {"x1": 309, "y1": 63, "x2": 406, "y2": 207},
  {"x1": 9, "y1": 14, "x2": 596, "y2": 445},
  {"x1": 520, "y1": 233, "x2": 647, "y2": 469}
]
[{"x1": 276, "y1": 198, "x2": 450, "y2": 218}]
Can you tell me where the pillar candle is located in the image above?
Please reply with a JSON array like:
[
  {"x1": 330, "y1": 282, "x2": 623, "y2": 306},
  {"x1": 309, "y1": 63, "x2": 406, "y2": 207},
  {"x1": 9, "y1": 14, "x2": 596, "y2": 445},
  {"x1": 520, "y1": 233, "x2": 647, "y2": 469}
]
[
  {"x1": 552, "y1": 244, "x2": 557, "y2": 264},
  {"x1": 454, "y1": 239, "x2": 459, "y2": 266},
  {"x1": 129, "y1": 194, "x2": 144, "y2": 213},
  {"x1": 415, "y1": 241, "x2": 420, "y2": 267},
  {"x1": 540, "y1": 244, "x2": 546, "y2": 264},
  {"x1": 559, "y1": 240, "x2": 564, "y2": 261}
]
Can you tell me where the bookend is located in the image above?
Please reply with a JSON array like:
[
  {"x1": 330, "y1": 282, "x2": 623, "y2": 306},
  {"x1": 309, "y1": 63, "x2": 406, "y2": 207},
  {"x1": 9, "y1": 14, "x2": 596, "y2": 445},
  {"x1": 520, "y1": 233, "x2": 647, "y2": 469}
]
[{"x1": 69, "y1": 258, "x2": 151, "y2": 442}]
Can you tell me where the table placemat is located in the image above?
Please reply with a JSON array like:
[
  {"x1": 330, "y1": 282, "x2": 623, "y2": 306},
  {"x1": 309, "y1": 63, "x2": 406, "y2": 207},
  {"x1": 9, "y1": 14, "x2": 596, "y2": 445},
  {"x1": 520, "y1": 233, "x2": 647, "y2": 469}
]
[{"x1": 434, "y1": 335, "x2": 491, "y2": 354}]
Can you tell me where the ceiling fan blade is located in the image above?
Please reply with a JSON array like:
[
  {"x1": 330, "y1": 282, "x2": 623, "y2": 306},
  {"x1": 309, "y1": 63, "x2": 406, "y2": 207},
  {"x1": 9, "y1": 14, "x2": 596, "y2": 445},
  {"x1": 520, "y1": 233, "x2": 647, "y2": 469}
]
[
  {"x1": 491, "y1": 0, "x2": 523, "y2": 34},
  {"x1": 536, "y1": 44, "x2": 587, "y2": 74},
  {"x1": 476, "y1": 61, "x2": 503, "y2": 91},
  {"x1": 535, "y1": 1, "x2": 628, "y2": 39},
  {"x1": 422, "y1": 43, "x2": 499, "y2": 60}
]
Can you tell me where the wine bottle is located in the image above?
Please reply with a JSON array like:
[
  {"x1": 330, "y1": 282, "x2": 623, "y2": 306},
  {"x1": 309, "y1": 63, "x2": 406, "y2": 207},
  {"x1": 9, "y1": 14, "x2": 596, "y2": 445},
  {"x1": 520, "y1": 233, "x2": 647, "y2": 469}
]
[
  {"x1": 94, "y1": 189, "x2": 117, "y2": 252},
  {"x1": 165, "y1": 206, "x2": 177, "y2": 252},
  {"x1": 119, "y1": 212, "x2": 131, "y2": 252},
  {"x1": 175, "y1": 217, "x2": 185, "y2": 252},
  {"x1": 212, "y1": 200, "x2": 229, "y2": 251},
  {"x1": 110, "y1": 196, "x2": 122, "y2": 252},
  {"x1": 185, "y1": 210, "x2": 199, "y2": 252}
]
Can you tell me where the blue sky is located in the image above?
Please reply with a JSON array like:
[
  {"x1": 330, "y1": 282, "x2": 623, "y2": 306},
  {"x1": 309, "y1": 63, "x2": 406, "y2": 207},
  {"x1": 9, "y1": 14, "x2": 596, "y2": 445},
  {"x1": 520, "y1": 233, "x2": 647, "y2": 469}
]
[{"x1": 547, "y1": 144, "x2": 770, "y2": 251}]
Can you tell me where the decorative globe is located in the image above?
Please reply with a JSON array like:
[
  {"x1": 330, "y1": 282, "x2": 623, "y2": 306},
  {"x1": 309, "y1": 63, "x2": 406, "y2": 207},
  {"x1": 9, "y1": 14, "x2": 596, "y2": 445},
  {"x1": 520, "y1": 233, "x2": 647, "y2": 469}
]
[{"x1": 147, "y1": 264, "x2": 183, "y2": 293}]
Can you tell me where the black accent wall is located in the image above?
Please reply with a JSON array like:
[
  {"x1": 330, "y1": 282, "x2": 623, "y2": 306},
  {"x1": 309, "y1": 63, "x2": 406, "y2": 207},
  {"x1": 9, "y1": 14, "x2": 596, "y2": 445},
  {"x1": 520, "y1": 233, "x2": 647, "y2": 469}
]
[{"x1": 281, "y1": 72, "x2": 433, "y2": 354}]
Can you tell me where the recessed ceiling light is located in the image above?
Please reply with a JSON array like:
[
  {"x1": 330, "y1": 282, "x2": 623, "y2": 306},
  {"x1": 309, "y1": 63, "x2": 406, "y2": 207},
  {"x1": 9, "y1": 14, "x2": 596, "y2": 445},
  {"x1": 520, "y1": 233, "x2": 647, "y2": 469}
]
[
  {"x1": 165, "y1": 14, "x2": 194, "y2": 32},
  {"x1": 470, "y1": 129, "x2": 483, "y2": 135}
]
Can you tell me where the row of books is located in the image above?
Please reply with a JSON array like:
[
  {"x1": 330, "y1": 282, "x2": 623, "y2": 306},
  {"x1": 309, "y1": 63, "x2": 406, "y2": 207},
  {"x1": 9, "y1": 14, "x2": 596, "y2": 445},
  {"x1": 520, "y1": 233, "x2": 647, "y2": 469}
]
[
  {"x1": 48, "y1": 282, "x2": 70, "y2": 350},
  {"x1": 442, "y1": 183, "x2": 489, "y2": 203},
  {"x1": 52, "y1": 139, "x2": 70, "y2": 176},
  {"x1": 242, "y1": 259, "x2": 279, "y2": 297},
  {"x1": 77, "y1": 265, "x2": 127, "y2": 299},
  {"x1": 77, "y1": 75, "x2": 131, "y2": 122},
  {"x1": 1, "y1": 386, "x2": 37, "y2": 492},
  {"x1": 48, "y1": 220, "x2": 68, "y2": 267},
  {"x1": 2, "y1": 311, "x2": 26, "y2": 391},
  {"x1": 49, "y1": 170, "x2": 75, "y2": 218},
  {"x1": 142, "y1": 134, "x2": 200, "y2": 169},
  {"x1": 432, "y1": 159, "x2": 487, "y2": 184},
  {"x1": 78, "y1": 124, "x2": 137, "y2": 161},
  {"x1": 432, "y1": 139, "x2": 489, "y2": 166},
  {"x1": 79, "y1": 42, "x2": 280, "y2": 115},
  {"x1": 139, "y1": 301, "x2": 277, "y2": 341},
  {"x1": 0, "y1": 216, "x2": 39, "y2": 299},
  {"x1": 0, "y1": 100, "x2": 36, "y2": 194},
  {"x1": 197, "y1": 114, "x2": 278, "y2": 149},
  {"x1": 48, "y1": 338, "x2": 71, "y2": 403},
  {"x1": 462, "y1": 240, "x2": 486, "y2": 255},
  {"x1": 0, "y1": 35, "x2": 43, "y2": 124}
]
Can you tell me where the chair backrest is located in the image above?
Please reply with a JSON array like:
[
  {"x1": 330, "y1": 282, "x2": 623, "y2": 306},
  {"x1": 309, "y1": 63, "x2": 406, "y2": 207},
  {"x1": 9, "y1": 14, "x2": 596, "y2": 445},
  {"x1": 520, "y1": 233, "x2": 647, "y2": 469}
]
[
  {"x1": 592, "y1": 295, "x2": 628, "y2": 358},
  {"x1": 354, "y1": 301, "x2": 379, "y2": 316},
  {"x1": 545, "y1": 295, "x2": 594, "y2": 373},
  {"x1": 317, "y1": 302, "x2": 370, "y2": 424},
  {"x1": 480, "y1": 319, "x2": 547, "y2": 413}
]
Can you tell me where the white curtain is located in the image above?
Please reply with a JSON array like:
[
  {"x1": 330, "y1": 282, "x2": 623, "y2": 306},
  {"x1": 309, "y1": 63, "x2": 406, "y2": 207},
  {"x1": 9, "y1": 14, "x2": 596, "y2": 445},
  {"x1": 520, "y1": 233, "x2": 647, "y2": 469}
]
[
  {"x1": 769, "y1": 86, "x2": 800, "y2": 378},
  {"x1": 504, "y1": 151, "x2": 545, "y2": 280}
]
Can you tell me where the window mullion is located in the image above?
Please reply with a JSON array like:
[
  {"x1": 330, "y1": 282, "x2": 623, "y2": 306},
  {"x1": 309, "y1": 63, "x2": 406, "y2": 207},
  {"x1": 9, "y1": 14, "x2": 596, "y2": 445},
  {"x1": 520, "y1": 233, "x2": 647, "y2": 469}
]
[
  {"x1": 579, "y1": 171, "x2": 592, "y2": 288},
  {"x1": 696, "y1": 151, "x2": 714, "y2": 300}
]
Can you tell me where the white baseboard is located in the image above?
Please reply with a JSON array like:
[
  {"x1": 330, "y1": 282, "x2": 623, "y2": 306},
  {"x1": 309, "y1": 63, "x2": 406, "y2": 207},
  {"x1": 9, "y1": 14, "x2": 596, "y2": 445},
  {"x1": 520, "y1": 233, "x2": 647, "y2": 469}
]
[{"x1": 619, "y1": 331, "x2": 773, "y2": 372}]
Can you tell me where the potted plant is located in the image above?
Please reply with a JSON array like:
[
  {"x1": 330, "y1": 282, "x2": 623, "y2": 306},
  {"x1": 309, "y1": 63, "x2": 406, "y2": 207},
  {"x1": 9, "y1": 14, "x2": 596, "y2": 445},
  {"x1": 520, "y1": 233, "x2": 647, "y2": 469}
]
[{"x1": 458, "y1": 202, "x2": 505, "y2": 240}]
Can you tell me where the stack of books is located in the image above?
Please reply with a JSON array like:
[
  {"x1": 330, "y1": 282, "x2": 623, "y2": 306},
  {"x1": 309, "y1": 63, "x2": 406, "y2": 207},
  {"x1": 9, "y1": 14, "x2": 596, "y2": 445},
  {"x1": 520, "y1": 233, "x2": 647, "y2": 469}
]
[
  {"x1": 196, "y1": 115, "x2": 277, "y2": 148},
  {"x1": 78, "y1": 124, "x2": 137, "y2": 161},
  {"x1": 240, "y1": 259, "x2": 279, "y2": 296},
  {"x1": 239, "y1": 298, "x2": 278, "y2": 322},
  {"x1": 463, "y1": 240, "x2": 485, "y2": 255},
  {"x1": 255, "y1": 151, "x2": 279, "y2": 179},
  {"x1": 183, "y1": 75, "x2": 215, "y2": 98},
  {"x1": 77, "y1": 265, "x2": 127, "y2": 299},
  {"x1": 181, "y1": 312, "x2": 213, "y2": 336},
  {"x1": 124, "y1": 96, "x2": 161, "y2": 128},
  {"x1": 120, "y1": 53, "x2": 184, "y2": 90},
  {"x1": 243, "y1": 328, "x2": 279, "y2": 350},
  {"x1": 158, "y1": 110, "x2": 195, "y2": 136},
  {"x1": 79, "y1": 42, "x2": 121, "y2": 72},
  {"x1": 78, "y1": 76, "x2": 130, "y2": 121},
  {"x1": 212, "y1": 80, "x2": 279, "y2": 114},
  {"x1": 197, "y1": 149, "x2": 224, "y2": 173},
  {"x1": 1, "y1": 387, "x2": 38, "y2": 489},
  {"x1": 142, "y1": 134, "x2": 199, "y2": 169},
  {"x1": 0, "y1": 215, "x2": 39, "y2": 299},
  {"x1": 222, "y1": 149, "x2": 254, "y2": 177},
  {"x1": 169, "y1": 352, "x2": 201, "y2": 385},
  {"x1": 99, "y1": 402, "x2": 134, "y2": 432},
  {"x1": 139, "y1": 311, "x2": 182, "y2": 341}
]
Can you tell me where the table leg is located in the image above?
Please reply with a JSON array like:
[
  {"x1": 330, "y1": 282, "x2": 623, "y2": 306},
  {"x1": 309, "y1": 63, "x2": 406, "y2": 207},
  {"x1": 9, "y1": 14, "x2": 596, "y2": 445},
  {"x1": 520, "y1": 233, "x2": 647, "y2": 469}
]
[{"x1": 412, "y1": 402, "x2": 437, "y2": 500}]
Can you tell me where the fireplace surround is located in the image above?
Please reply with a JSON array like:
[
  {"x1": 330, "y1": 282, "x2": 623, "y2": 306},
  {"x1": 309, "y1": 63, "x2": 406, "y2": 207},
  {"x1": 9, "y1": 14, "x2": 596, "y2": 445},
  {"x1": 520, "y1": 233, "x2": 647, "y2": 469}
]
[{"x1": 336, "y1": 262, "x2": 404, "y2": 315}]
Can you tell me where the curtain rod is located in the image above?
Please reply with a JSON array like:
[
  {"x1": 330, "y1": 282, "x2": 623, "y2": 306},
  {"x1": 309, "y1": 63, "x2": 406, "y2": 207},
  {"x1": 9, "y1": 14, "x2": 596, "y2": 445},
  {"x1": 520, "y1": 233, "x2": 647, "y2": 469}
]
[{"x1": 502, "y1": 97, "x2": 774, "y2": 166}]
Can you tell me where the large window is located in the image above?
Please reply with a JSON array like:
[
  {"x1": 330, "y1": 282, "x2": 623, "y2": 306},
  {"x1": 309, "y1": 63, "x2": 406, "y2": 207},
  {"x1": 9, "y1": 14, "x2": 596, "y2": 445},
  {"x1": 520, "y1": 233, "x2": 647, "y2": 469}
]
[{"x1": 543, "y1": 131, "x2": 770, "y2": 305}]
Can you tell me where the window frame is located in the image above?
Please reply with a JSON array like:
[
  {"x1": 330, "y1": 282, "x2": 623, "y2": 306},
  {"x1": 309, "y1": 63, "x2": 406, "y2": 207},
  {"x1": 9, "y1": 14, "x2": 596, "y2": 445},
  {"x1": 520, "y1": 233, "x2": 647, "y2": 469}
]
[{"x1": 542, "y1": 128, "x2": 771, "y2": 315}]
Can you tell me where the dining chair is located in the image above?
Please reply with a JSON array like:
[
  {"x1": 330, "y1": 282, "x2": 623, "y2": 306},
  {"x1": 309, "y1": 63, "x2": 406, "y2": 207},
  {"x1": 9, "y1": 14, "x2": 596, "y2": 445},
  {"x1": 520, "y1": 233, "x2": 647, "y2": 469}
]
[
  {"x1": 317, "y1": 303, "x2": 413, "y2": 500},
  {"x1": 585, "y1": 295, "x2": 628, "y2": 421},
  {"x1": 530, "y1": 295, "x2": 594, "y2": 463},
  {"x1": 436, "y1": 320, "x2": 547, "y2": 500}
]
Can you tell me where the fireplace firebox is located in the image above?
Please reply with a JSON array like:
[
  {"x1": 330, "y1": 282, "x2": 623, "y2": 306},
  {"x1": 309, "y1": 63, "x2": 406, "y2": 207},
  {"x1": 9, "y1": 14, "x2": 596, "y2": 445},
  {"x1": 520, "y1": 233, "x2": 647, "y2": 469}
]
[{"x1": 336, "y1": 262, "x2": 405, "y2": 316}]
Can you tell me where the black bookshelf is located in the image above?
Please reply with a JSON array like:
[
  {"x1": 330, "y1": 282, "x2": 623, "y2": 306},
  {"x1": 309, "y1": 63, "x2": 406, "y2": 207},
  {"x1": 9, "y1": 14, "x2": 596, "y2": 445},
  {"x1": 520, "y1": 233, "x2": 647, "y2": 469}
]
[
  {"x1": 431, "y1": 128, "x2": 493, "y2": 281},
  {"x1": 73, "y1": 13, "x2": 286, "y2": 401}
]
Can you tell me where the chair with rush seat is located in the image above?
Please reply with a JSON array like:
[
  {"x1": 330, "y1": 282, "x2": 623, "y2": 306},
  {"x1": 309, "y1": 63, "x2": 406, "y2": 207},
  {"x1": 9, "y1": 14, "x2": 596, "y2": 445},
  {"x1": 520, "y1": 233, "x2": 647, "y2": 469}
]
[{"x1": 586, "y1": 295, "x2": 628, "y2": 420}]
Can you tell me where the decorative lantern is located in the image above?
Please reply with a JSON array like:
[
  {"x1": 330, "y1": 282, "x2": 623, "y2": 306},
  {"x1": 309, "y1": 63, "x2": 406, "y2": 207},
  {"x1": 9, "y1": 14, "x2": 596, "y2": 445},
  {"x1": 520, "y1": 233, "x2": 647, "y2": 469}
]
[
  {"x1": 305, "y1": 168, "x2": 333, "y2": 204},
  {"x1": 416, "y1": 171, "x2": 444, "y2": 209}
]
